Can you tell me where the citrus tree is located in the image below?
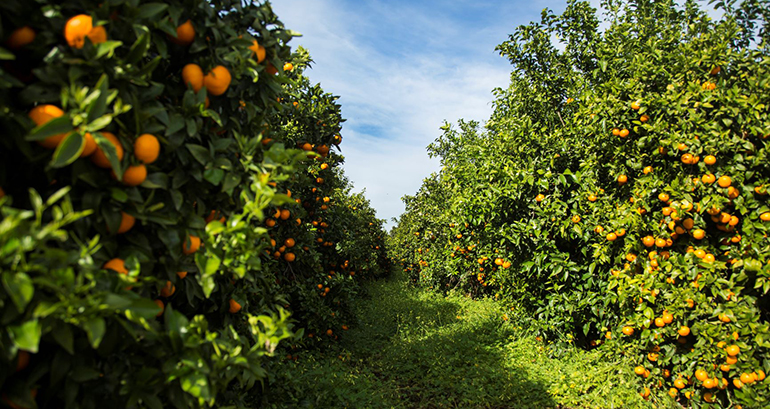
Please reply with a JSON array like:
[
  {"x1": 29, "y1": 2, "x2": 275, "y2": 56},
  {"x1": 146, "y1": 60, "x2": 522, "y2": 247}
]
[
  {"x1": 0, "y1": 0, "x2": 386, "y2": 408},
  {"x1": 390, "y1": 0, "x2": 770, "y2": 407}
]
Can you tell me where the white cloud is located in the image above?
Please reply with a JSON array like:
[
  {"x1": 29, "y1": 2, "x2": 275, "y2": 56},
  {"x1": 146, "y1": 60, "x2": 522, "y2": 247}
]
[{"x1": 271, "y1": 0, "x2": 557, "y2": 227}]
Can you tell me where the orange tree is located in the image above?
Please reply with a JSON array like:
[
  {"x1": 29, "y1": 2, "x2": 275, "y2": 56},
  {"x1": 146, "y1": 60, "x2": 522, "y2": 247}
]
[
  {"x1": 0, "y1": 0, "x2": 386, "y2": 408},
  {"x1": 389, "y1": 0, "x2": 769, "y2": 407}
]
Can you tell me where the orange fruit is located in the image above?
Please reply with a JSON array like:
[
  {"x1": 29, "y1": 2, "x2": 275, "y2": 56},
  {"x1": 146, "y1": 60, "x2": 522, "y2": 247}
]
[
  {"x1": 6, "y1": 26, "x2": 36, "y2": 49},
  {"x1": 639, "y1": 114, "x2": 649, "y2": 122},
  {"x1": 703, "y1": 378, "x2": 717, "y2": 389},
  {"x1": 630, "y1": 100, "x2": 641, "y2": 110},
  {"x1": 182, "y1": 64, "x2": 204, "y2": 92},
  {"x1": 28, "y1": 105, "x2": 68, "y2": 148},
  {"x1": 249, "y1": 40, "x2": 267, "y2": 62},
  {"x1": 104, "y1": 258, "x2": 128, "y2": 275},
  {"x1": 134, "y1": 134, "x2": 160, "y2": 164},
  {"x1": 704, "y1": 155, "x2": 716, "y2": 165},
  {"x1": 87, "y1": 25, "x2": 107, "y2": 45},
  {"x1": 695, "y1": 369, "x2": 708, "y2": 381},
  {"x1": 285, "y1": 238, "x2": 296, "y2": 247},
  {"x1": 203, "y1": 65, "x2": 232, "y2": 96},
  {"x1": 183, "y1": 235, "x2": 201, "y2": 254},
  {"x1": 606, "y1": 232, "x2": 617, "y2": 241},
  {"x1": 320, "y1": 163, "x2": 329, "y2": 170},
  {"x1": 757, "y1": 370, "x2": 766, "y2": 381},
  {"x1": 740, "y1": 373, "x2": 754, "y2": 384},
  {"x1": 176, "y1": 271, "x2": 188, "y2": 279},
  {"x1": 619, "y1": 128, "x2": 629, "y2": 137},
  {"x1": 674, "y1": 378, "x2": 686, "y2": 389},
  {"x1": 160, "y1": 280, "x2": 175, "y2": 297},
  {"x1": 734, "y1": 378, "x2": 744, "y2": 389},
  {"x1": 678, "y1": 326, "x2": 690, "y2": 336},
  {"x1": 283, "y1": 62, "x2": 293, "y2": 71},
  {"x1": 702, "y1": 174, "x2": 715, "y2": 184},
  {"x1": 692, "y1": 229, "x2": 705, "y2": 240},
  {"x1": 154, "y1": 299, "x2": 164, "y2": 317},
  {"x1": 662, "y1": 312, "x2": 674, "y2": 323},
  {"x1": 654, "y1": 317, "x2": 665, "y2": 327},
  {"x1": 643, "y1": 166, "x2": 653, "y2": 174},
  {"x1": 612, "y1": 128, "x2": 620, "y2": 136},
  {"x1": 717, "y1": 175, "x2": 731, "y2": 188},
  {"x1": 79, "y1": 132, "x2": 98, "y2": 157},
  {"x1": 229, "y1": 299, "x2": 242, "y2": 313},
  {"x1": 535, "y1": 193, "x2": 544, "y2": 202},
  {"x1": 622, "y1": 326, "x2": 634, "y2": 336},
  {"x1": 170, "y1": 20, "x2": 195, "y2": 46},
  {"x1": 760, "y1": 212, "x2": 770, "y2": 221},
  {"x1": 280, "y1": 209, "x2": 291, "y2": 220},
  {"x1": 634, "y1": 366, "x2": 646, "y2": 375},
  {"x1": 617, "y1": 174, "x2": 628, "y2": 184},
  {"x1": 726, "y1": 345, "x2": 740, "y2": 356},
  {"x1": 668, "y1": 388, "x2": 677, "y2": 398},
  {"x1": 616, "y1": 228, "x2": 626, "y2": 237},
  {"x1": 284, "y1": 252, "x2": 295, "y2": 262},
  {"x1": 571, "y1": 215, "x2": 580, "y2": 223},
  {"x1": 64, "y1": 14, "x2": 93, "y2": 48},
  {"x1": 122, "y1": 164, "x2": 147, "y2": 186},
  {"x1": 117, "y1": 211, "x2": 135, "y2": 234},
  {"x1": 655, "y1": 238, "x2": 666, "y2": 248},
  {"x1": 658, "y1": 192, "x2": 669, "y2": 202},
  {"x1": 703, "y1": 253, "x2": 715, "y2": 263},
  {"x1": 91, "y1": 132, "x2": 124, "y2": 168},
  {"x1": 642, "y1": 236, "x2": 655, "y2": 247}
]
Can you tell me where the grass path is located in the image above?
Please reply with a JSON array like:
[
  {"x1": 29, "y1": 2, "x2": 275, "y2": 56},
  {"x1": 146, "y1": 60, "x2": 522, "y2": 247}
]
[{"x1": 265, "y1": 272, "x2": 648, "y2": 408}]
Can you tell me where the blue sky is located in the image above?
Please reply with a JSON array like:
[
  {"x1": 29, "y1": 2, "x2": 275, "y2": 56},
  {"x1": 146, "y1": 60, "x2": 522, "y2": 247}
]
[{"x1": 271, "y1": 0, "x2": 575, "y2": 228}]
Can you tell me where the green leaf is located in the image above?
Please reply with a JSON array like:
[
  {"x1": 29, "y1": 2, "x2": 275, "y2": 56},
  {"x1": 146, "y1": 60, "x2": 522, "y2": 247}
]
[
  {"x1": 127, "y1": 297, "x2": 164, "y2": 320},
  {"x1": 126, "y1": 27, "x2": 151, "y2": 65},
  {"x1": 136, "y1": 3, "x2": 169, "y2": 19},
  {"x1": 204, "y1": 168, "x2": 224, "y2": 185},
  {"x1": 26, "y1": 115, "x2": 73, "y2": 142},
  {"x1": 180, "y1": 373, "x2": 211, "y2": 400},
  {"x1": 0, "y1": 46, "x2": 15, "y2": 60},
  {"x1": 51, "y1": 132, "x2": 84, "y2": 168},
  {"x1": 52, "y1": 323, "x2": 75, "y2": 355},
  {"x1": 186, "y1": 144, "x2": 212, "y2": 164},
  {"x1": 9, "y1": 319, "x2": 42, "y2": 352},
  {"x1": 83, "y1": 317, "x2": 106, "y2": 349},
  {"x1": 87, "y1": 75, "x2": 110, "y2": 123},
  {"x1": 1, "y1": 272, "x2": 34, "y2": 313}
]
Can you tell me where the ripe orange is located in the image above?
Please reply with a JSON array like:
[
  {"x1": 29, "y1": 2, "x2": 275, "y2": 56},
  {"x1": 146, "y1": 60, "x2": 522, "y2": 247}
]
[
  {"x1": 658, "y1": 192, "x2": 669, "y2": 202},
  {"x1": 104, "y1": 258, "x2": 128, "y2": 275},
  {"x1": 154, "y1": 299, "x2": 164, "y2": 317},
  {"x1": 717, "y1": 175, "x2": 731, "y2": 188},
  {"x1": 678, "y1": 326, "x2": 690, "y2": 336},
  {"x1": 617, "y1": 174, "x2": 627, "y2": 184},
  {"x1": 619, "y1": 128, "x2": 629, "y2": 137},
  {"x1": 320, "y1": 163, "x2": 329, "y2": 170},
  {"x1": 630, "y1": 100, "x2": 641, "y2": 110},
  {"x1": 703, "y1": 253, "x2": 715, "y2": 263},
  {"x1": 122, "y1": 164, "x2": 147, "y2": 186},
  {"x1": 704, "y1": 155, "x2": 716, "y2": 165},
  {"x1": 643, "y1": 166, "x2": 652, "y2": 174},
  {"x1": 64, "y1": 15, "x2": 93, "y2": 48},
  {"x1": 91, "y1": 132, "x2": 124, "y2": 168},
  {"x1": 203, "y1": 65, "x2": 232, "y2": 96},
  {"x1": 622, "y1": 326, "x2": 634, "y2": 336},
  {"x1": 615, "y1": 228, "x2": 626, "y2": 237},
  {"x1": 642, "y1": 236, "x2": 655, "y2": 247},
  {"x1": 160, "y1": 280, "x2": 175, "y2": 297},
  {"x1": 692, "y1": 229, "x2": 705, "y2": 240},
  {"x1": 182, "y1": 64, "x2": 204, "y2": 92},
  {"x1": 183, "y1": 235, "x2": 201, "y2": 255},
  {"x1": 535, "y1": 193, "x2": 544, "y2": 202},
  {"x1": 654, "y1": 317, "x2": 665, "y2": 327},
  {"x1": 6, "y1": 26, "x2": 36, "y2": 49},
  {"x1": 703, "y1": 378, "x2": 717, "y2": 389},
  {"x1": 588, "y1": 194, "x2": 597, "y2": 202},
  {"x1": 674, "y1": 378, "x2": 686, "y2": 389},
  {"x1": 734, "y1": 378, "x2": 744, "y2": 389},
  {"x1": 662, "y1": 312, "x2": 673, "y2": 323},
  {"x1": 283, "y1": 62, "x2": 294, "y2": 71},
  {"x1": 177, "y1": 271, "x2": 188, "y2": 279},
  {"x1": 639, "y1": 114, "x2": 649, "y2": 122},
  {"x1": 634, "y1": 366, "x2": 646, "y2": 375},
  {"x1": 28, "y1": 105, "x2": 67, "y2": 148},
  {"x1": 170, "y1": 20, "x2": 195, "y2": 46},
  {"x1": 702, "y1": 174, "x2": 715, "y2": 184},
  {"x1": 284, "y1": 252, "x2": 296, "y2": 262},
  {"x1": 134, "y1": 134, "x2": 160, "y2": 164},
  {"x1": 249, "y1": 40, "x2": 267, "y2": 63},
  {"x1": 726, "y1": 345, "x2": 740, "y2": 356},
  {"x1": 571, "y1": 215, "x2": 580, "y2": 223},
  {"x1": 229, "y1": 299, "x2": 242, "y2": 313},
  {"x1": 612, "y1": 128, "x2": 620, "y2": 136},
  {"x1": 668, "y1": 388, "x2": 677, "y2": 398},
  {"x1": 760, "y1": 212, "x2": 770, "y2": 221},
  {"x1": 87, "y1": 26, "x2": 107, "y2": 45},
  {"x1": 740, "y1": 373, "x2": 754, "y2": 384},
  {"x1": 695, "y1": 369, "x2": 708, "y2": 381},
  {"x1": 606, "y1": 232, "x2": 617, "y2": 241},
  {"x1": 117, "y1": 212, "x2": 135, "y2": 234}
]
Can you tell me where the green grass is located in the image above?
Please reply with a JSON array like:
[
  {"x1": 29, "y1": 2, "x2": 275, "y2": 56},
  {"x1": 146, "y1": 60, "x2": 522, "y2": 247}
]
[{"x1": 263, "y1": 272, "x2": 653, "y2": 408}]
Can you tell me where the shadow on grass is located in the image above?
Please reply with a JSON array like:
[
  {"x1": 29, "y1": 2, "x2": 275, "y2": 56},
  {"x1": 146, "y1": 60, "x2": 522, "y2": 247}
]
[{"x1": 263, "y1": 272, "x2": 560, "y2": 408}]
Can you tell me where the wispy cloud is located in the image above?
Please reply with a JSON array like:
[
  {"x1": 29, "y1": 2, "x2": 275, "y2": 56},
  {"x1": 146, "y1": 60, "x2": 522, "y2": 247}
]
[{"x1": 272, "y1": 0, "x2": 568, "y2": 227}]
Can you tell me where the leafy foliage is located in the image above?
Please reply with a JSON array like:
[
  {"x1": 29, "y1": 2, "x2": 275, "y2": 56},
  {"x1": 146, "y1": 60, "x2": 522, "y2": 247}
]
[
  {"x1": 0, "y1": 1, "x2": 387, "y2": 408},
  {"x1": 390, "y1": 0, "x2": 770, "y2": 407}
]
